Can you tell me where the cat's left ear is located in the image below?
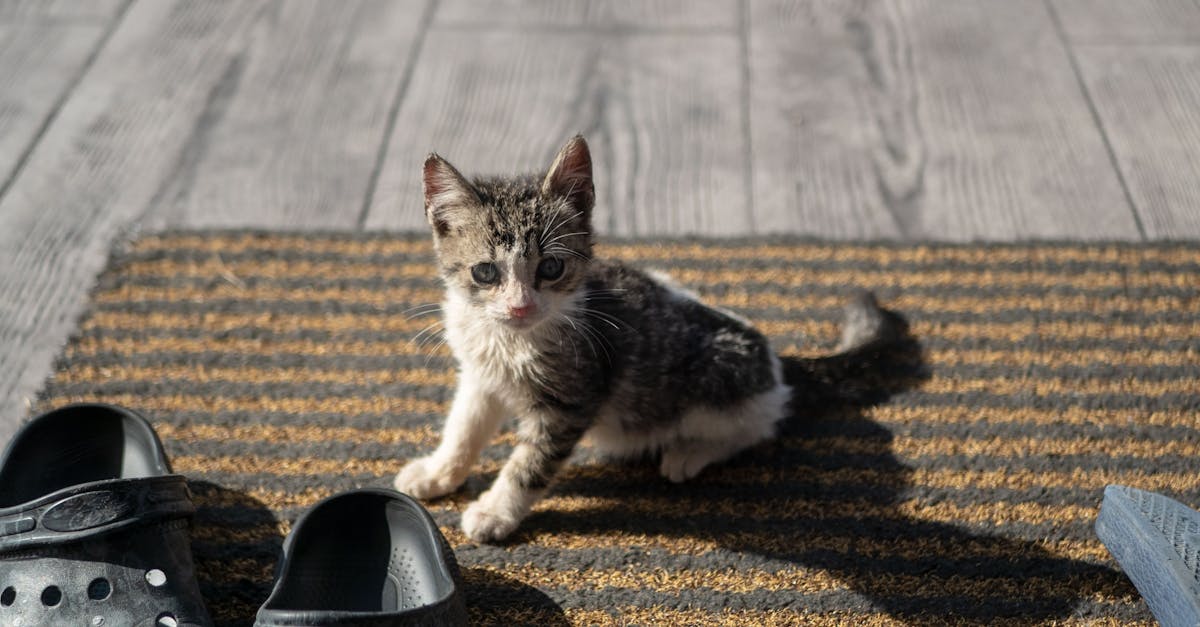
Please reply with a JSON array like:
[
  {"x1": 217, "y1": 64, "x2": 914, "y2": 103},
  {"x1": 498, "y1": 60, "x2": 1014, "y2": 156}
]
[{"x1": 541, "y1": 135, "x2": 594, "y2": 214}]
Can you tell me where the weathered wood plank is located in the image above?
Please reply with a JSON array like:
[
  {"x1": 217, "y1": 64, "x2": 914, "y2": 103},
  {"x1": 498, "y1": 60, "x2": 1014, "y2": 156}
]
[
  {"x1": 0, "y1": 0, "x2": 124, "y2": 21},
  {"x1": 436, "y1": 0, "x2": 736, "y2": 30},
  {"x1": 1052, "y1": 0, "x2": 1200, "y2": 45},
  {"x1": 748, "y1": 0, "x2": 1139, "y2": 241},
  {"x1": 365, "y1": 30, "x2": 748, "y2": 236},
  {"x1": 0, "y1": 1, "x2": 263, "y2": 437},
  {"x1": 0, "y1": 21, "x2": 110, "y2": 191},
  {"x1": 145, "y1": 0, "x2": 427, "y2": 230},
  {"x1": 1077, "y1": 46, "x2": 1200, "y2": 239}
]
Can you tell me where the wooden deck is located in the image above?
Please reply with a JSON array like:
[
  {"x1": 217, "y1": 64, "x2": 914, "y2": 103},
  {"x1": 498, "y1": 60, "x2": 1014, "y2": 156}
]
[{"x1": 2, "y1": 0, "x2": 1199, "y2": 435}]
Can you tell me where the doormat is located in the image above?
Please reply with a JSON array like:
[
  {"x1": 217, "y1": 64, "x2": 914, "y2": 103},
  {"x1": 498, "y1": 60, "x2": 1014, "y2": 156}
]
[{"x1": 36, "y1": 232, "x2": 1200, "y2": 625}]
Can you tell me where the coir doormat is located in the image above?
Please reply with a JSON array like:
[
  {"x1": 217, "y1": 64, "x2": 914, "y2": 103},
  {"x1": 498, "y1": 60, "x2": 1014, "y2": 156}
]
[{"x1": 35, "y1": 232, "x2": 1200, "y2": 625}]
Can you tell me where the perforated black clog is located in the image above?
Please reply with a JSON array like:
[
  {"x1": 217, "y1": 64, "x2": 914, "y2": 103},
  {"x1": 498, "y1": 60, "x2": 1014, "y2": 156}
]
[{"x1": 0, "y1": 403, "x2": 211, "y2": 627}]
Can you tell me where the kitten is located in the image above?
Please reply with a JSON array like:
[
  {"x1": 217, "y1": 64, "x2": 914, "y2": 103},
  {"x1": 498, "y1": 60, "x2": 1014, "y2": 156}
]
[{"x1": 394, "y1": 136, "x2": 894, "y2": 542}]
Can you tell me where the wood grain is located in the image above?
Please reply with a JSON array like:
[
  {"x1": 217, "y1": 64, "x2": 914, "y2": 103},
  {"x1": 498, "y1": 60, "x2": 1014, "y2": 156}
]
[
  {"x1": 435, "y1": 0, "x2": 737, "y2": 30},
  {"x1": 748, "y1": 0, "x2": 1140, "y2": 240},
  {"x1": 1052, "y1": 0, "x2": 1200, "y2": 45},
  {"x1": 1077, "y1": 46, "x2": 1200, "y2": 239},
  {"x1": 3, "y1": 0, "x2": 1193, "y2": 440},
  {"x1": 145, "y1": 0, "x2": 427, "y2": 230},
  {"x1": 0, "y1": 0, "x2": 262, "y2": 437},
  {"x1": 0, "y1": 21, "x2": 110, "y2": 190},
  {"x1": 364, "y1": 29, "x2": 748, "y2": 236},
  {"x1": 0, "y1": 0, "x2": 124, "y2": 21}
]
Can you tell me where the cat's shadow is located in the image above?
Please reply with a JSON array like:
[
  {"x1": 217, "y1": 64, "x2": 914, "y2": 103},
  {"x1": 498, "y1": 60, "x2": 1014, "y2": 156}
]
[{"x1": 520, "y1": 319, "x2": 1133, "y2": 624}]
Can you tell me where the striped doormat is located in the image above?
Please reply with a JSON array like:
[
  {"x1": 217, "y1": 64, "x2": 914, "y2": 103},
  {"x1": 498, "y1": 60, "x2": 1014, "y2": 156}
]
[{"x1": 35, "y1": 232, "x2": 1200, "y2": 625}]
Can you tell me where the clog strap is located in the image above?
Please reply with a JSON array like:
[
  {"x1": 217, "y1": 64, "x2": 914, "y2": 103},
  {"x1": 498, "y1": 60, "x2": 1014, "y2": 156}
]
[{"x1": 0, "y1": 475, "x2": 194, "y2": 554}]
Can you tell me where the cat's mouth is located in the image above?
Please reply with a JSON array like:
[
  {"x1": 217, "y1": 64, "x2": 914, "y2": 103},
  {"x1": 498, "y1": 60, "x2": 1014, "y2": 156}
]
[{"x1": 500, "y1": 315, "x2": 543, "y2": 331}]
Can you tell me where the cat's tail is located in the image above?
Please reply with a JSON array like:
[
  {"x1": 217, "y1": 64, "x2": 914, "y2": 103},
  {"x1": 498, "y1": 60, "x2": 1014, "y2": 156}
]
[
  {"x1": 835, "y1": 291, "x2": 901, "y2": 353},
  {"x1": 780, "y1": 291, "x2": 919, "y2": 407}
]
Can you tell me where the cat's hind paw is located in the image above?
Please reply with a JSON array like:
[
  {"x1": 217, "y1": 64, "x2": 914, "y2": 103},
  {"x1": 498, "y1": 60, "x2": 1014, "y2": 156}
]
[
  {"x1": 394, "y1": 455, "x2": 463, "y2": 500},
  {"x1": 461, "y1": 500, "x2": 521, "y2": 543}
]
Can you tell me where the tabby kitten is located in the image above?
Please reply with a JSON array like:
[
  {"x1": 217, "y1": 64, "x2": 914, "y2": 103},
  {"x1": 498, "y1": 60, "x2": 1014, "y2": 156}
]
[{"x1": 394, "y1": 136, "x2": 890, "y2": 542}]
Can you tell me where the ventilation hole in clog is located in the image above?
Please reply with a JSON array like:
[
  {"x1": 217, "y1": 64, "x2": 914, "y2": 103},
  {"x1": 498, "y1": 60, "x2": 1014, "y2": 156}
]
[
  {"x1": 40, "y1": 586, "x2": 61, "y2": 607},
  {"x1": 1, "y1": 587, "x2": 14, "y2": 606},
  {"x1": 145, "y1": 570, "x2": 166, "y2": 587},
  {"x1": 155, "y1": 612, "x2": 177, "y2": 627},
  {"x1": 87, "y1": 578, "x2": 111, "y2": 601}
]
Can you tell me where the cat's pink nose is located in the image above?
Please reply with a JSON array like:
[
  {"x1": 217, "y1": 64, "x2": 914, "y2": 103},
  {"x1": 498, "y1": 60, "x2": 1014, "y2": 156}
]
[{"x1": 509, "y1": 304, "x2": 538, "y2": 319}]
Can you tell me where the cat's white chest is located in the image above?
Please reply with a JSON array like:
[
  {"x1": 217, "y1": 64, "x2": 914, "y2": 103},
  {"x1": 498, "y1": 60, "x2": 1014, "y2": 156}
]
[{"x1": 444, "y1": 302, "x2": 544, "y2": 401}]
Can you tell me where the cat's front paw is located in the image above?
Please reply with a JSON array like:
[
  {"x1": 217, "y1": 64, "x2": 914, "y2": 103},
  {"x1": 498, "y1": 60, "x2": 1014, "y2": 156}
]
[
  {"x1": 659, "y1": 445, "x2": 714, "y2": 483},
  {"x1": 461, "y1": 499, "x2": 521, "y2": 543},
  {"x1": 394, "y1": 456, "x2": 463, "y2": 499}
]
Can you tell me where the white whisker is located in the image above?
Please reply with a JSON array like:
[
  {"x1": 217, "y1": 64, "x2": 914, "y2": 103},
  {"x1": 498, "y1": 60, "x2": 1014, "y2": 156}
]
[
  {"x1": 421, "y1": 338, "x2": 448, "y2": 369},
  {"x1": 402, "y1": 302, "x2": 443, "y2": 314},
  {"x1": 571, "y1": 315, "x2": 613, "y2": 365},
  {"x1": 544, "y1": 244, "x2": 589, "y2": 261},
  {"x1": 554, "y1": 314, "x2": 582, "y2": 369},
  {"x1": 540, "y1": 210, "x2": 583, "y2": 247},
  {"x1": 582, "y1": 288, "x2": 626, "y2": 302},
  {"x1": 403, "y1": 303, "x2": 443, "y2": 320},
  {"x1": 544, "y1": 230, "x2": 589, "y2": 246},
  {"x1": 409, "y1": 319, "x2": 445, "y2": 348},
  {"x1": 578, "y1": 307, "x2": 626, "y2": 330}
]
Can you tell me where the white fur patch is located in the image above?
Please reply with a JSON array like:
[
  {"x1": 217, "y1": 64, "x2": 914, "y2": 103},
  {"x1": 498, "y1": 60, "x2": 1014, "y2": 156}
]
[
  {"x1": 461, "y1": 472, "x2": 544, "y2": 542},
  {"x1": 584, "y1": 354, "x2": 791, "y2": 473},
  {"x1": 444, "y1": 288, "x2": 543, "y2": 400},
  {"x1": 578, "y1": 273, "x2": 790, "y2": 473}
]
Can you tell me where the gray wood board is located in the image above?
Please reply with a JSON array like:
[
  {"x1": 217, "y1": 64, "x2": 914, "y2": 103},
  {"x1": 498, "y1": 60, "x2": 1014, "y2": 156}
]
[
  {"x1": 0, "y1": 20, "x2": 111, "y2": 192},
  {"x1": 0, "y1": 0, "x2": 264, "y2": 438},
  {"x1": 747, "y1": 0, "x2": 1141, "y2": 241},
  {"x1": 1052, "y1": 0, "x2": 1200, "y2": 45},
  {"x1": 0, "y1": 0, "x2": 124, "y2": 21},
  {"x1": 435, "y1": 0, "x2": 737, "y2": 29},
  {"x1": 145, "y1": 0, "x2": 427, "y2": 230},
  {"x1": 1077, "y1": 45, "x2": 1200, "y2": 239},
  {"x1": 365, "y1": 29, "x2": 749, "y2": 236}
]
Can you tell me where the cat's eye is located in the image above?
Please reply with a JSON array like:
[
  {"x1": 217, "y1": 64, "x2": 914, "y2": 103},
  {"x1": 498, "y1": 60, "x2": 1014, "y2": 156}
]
[
  {"x1": 471, "y1": 262, "x2": 500, "y2": 285},
  {"x1": 536, "y1": 257, "x2": 564, "y2": 281}
]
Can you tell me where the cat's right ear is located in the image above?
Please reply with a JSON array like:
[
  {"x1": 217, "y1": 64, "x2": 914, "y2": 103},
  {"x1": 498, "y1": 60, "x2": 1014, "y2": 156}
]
[
  {"x1": 542, "y1": 135, "x2": 594, "y2": 215},
  {"x1": 423, "y1": 154, "x2": 480, "y2": 237}
]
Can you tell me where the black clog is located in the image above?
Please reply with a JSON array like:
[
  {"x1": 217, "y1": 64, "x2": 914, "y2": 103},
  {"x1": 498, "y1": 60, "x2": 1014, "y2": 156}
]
[
  {"x1": 255, "y1": 489, "x2": 466, "y2": 627},
  {"x1": 0, "y1": 403, "x2": 211, "y2": 626}
]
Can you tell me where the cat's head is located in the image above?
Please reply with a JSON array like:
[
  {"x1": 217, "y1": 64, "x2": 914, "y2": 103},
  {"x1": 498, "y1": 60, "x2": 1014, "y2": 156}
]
[{"x1": 422, "y1": 135, "x2": 595, "y2": 332}]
